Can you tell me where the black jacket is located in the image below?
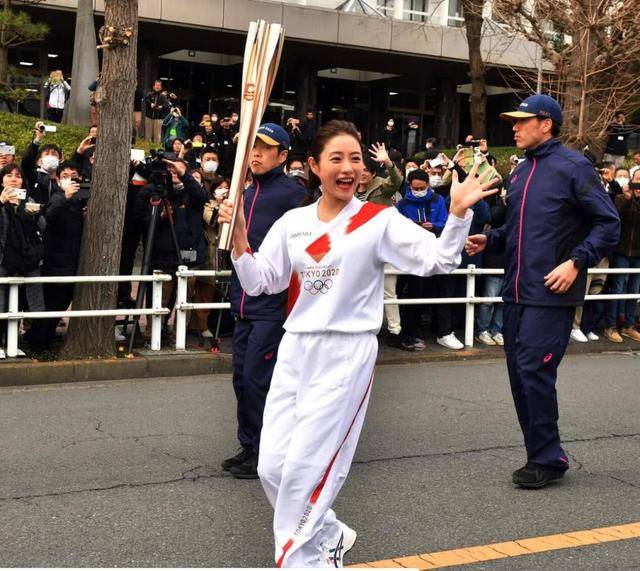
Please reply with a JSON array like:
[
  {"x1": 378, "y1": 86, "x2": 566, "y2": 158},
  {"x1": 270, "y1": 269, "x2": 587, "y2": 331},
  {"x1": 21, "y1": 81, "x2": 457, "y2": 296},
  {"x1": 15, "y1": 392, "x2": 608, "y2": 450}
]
[
  {"x1": 21, "y1": 142, "x2": 60, "y2": 205},
  {"x1": 42, "y1": 192, "x2": 84, "y2": 275},
  {"x1": 144, "y1": 91, "x2": 169, "y2": 120},
  {"x1": 135, "y1": 171, "x2": 207, "y2": 269}
]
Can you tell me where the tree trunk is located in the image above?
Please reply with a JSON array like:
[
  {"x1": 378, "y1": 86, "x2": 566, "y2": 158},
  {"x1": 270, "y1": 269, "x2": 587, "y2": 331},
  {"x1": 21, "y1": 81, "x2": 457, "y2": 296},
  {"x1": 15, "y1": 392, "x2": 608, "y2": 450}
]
[
  {"x1": 462, "y1": 0, "x2": 487, "y2": 138},
  {"x1": 0, "y1": 0, "x2": 11, "y2": 89},
  {"x1": 62, "y1": 0, "x2": 138, "y2": 359},
  {"x1": 65, "y1": 0, "x2": 99, "y2": 126}
]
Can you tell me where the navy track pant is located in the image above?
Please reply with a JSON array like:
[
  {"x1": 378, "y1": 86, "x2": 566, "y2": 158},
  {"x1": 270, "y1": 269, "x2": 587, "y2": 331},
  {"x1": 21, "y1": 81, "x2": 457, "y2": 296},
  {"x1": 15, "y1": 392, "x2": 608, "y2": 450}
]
[
  {"x1": 503, "y1": 303, "x2": 574, "y2": 469},
  {"x1": 232, "y1": 318, "x2": 285, "y2": 451}
]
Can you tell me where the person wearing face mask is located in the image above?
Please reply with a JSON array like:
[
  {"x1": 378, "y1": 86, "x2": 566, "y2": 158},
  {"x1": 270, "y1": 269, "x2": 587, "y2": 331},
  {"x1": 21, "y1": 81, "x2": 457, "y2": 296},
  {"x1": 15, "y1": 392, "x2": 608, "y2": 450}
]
[
  {"x1": 396, "y1": 169, "x2": 450, "y2": 350},
  {"x1": 32, "y1": 162, "x2": 87, "y2": 352},
  {"x1": 189, "y1": 179, "x2": 231, "y2": 342},
  {"x1": 602, "y1": 169, "x2": 640, "y2": 343},
  {"x1": 381, "y1": 118, "x2": 398, "y2": 151},
  {"x1": 20, "y1": 121, "x2": 63, "y2": 206},
  {"x1": 134, "y1": 158, "x2": 208, "y2": 335},
  {"x1": 197, "y1": 147, "x2": 223, "y2": 194},
  {"x1": 0, "y1": 163, "x2": 45, "y2": 357}
]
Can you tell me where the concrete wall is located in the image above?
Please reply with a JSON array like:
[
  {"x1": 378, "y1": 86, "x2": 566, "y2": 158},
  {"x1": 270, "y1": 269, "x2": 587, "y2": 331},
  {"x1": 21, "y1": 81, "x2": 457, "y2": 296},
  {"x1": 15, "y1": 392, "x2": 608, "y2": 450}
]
[{"x1": 25, "y1": 0, "x2": 547, "y2": 71}]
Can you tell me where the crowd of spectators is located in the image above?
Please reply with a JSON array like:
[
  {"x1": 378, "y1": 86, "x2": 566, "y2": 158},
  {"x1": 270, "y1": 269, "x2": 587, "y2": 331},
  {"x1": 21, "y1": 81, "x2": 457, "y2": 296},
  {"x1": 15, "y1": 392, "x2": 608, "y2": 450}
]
[{"x1": 0, "y1": 78, "x2": 638, "y2": 358}]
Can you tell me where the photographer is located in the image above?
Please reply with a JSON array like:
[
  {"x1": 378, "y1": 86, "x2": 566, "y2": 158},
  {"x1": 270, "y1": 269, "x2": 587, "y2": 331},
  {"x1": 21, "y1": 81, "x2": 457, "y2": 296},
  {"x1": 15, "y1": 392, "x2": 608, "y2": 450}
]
[
  {"x1": 36, "y1": 163, "x2": 87, "y2": 351},
  {"x1": 286, "y1": 117, "x2": 305, "y2": 156},
  {"x1": 134, "y1": 157, "x2": 207, "y2": 330},
  {"x1": 0, "y1": 163, "x2": 45, "y2": 356},
  {"x1": 143, "y1": 80, "x2": 169, "y2": 145},
  {"x1": 20, "y1": 121, "x2": 63, "y2": 205},
  {"x1": 216, "y1": 116, "x2": 239, "y2": 177},
  {"x1": 71, "y1": 125, "x2": 98, "y2": 180},
  {"x1": 162, "y1": 107, "x2": 189, "y2": 149}
]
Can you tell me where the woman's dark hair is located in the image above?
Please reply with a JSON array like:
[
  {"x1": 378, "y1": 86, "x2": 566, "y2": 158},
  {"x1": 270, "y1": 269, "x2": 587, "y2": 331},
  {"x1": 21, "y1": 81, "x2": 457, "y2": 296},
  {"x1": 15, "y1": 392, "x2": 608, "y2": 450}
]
[
  {"x1": 0, "y1": 163, "x2": 24, "y2": 189},
  {"x1": 302, "y1": 120, "x2": 361, "y2": 206}
]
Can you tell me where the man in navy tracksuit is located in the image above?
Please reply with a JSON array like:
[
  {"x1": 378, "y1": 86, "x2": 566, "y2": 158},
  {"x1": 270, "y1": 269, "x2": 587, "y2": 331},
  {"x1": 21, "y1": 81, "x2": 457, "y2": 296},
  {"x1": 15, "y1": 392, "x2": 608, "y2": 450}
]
[
  {"x1": 223, "y1": 123, "x2": 306, "y2": 479},
  {"x1": 466, "y1": 95, "x2": 620, "y2": 488}
]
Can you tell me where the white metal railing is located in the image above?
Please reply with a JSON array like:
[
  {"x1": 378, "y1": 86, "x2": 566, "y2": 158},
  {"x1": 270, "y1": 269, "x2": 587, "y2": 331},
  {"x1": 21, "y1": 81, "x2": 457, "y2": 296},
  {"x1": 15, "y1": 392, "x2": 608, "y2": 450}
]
[
  {"x1": 174, "y1": 265, "x2": 640, "y2": 350},
  {"x1": 0, "y1": 271, "x2": 172, "y2": 358},
  {"x1": 1, "y1": 265, "x2": 638, "y2": 359}
]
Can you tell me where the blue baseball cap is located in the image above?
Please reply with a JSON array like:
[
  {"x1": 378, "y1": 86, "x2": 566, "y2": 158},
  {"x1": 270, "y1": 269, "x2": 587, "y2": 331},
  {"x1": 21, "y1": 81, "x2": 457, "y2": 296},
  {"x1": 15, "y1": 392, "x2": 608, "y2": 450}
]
[
  {"x1": 256, "y1": 123, "x2": 290, "y2": 150},
  {"x1": 500, "y1": 94, "x2": 563, "y2": 126}
]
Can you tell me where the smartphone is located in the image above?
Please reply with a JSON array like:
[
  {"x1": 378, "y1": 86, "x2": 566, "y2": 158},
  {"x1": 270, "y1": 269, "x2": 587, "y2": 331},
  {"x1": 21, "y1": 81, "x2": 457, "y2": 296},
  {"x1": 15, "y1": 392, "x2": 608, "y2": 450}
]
[
  {"x1": 130, "y1": 148, "x2": 146, "y2": 162},
  {"x1": 429, "y1": 156, "x2": 445, "y2": 169},
  {"x1": 15, "y1": 189, "x2": 27, "y2": 200},
  {"x1": 44, "y1": 125, "x2": 57, "y2": 133},
  {"x1": 89, "y1": 137, "x2": 97, "y2": 145},
  {"x1": 25, "y1": 202, "x2": 41, "y2": 213},
  {"x1": 0, "y1": 144, "x2": 15, "y2": 155}
]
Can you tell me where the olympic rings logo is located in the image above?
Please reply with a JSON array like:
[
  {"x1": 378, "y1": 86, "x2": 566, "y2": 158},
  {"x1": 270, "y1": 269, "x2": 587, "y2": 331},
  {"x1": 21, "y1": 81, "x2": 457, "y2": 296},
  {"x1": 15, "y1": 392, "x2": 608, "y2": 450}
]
[{"x1": 304, "y1": 278, "x2": 333, "y2": 295}]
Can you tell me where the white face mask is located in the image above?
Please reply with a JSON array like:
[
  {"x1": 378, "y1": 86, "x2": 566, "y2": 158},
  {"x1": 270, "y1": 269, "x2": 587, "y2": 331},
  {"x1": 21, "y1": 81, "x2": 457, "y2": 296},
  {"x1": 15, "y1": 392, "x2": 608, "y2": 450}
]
[
  {"x1": 202, "y1": 160, "x2": 219, "y2": 174},
  {"x1": 616, "y1": 177, "x2": 630, "y2": 188},
  {"x1": 387, "y1": 121, "x2": 394, "y2": 128},
  {"x1": 174, "y1": 182, "x2": 185, "y2": 191},
  {"x1": 288, "y1": 169, "x2": 305, "y2": 178},
  {"x1": 41, "y1": 155, "x2": 59, "y2": 172},
  {"x1": 429, "y1": 175, "x2": 443, "y2": 188},
  {"x1": 214, "y1": 187, "x2": 228, "y2": 201},
  {"x1": 406, "y1": 167, "x2": 417, "y2": 175},
  {"x1": 412, "y1": 189, "x2": 428, "y2": 198}
]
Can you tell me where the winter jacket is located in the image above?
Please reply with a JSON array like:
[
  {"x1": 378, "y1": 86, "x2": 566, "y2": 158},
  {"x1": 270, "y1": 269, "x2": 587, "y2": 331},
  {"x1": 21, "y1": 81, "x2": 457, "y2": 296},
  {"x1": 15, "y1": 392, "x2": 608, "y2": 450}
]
[
  {"x1": 135, "y1": 171, "x2": 207, "y2": 269},
  {"x1": 396, "y1": 188, "x2": 448, "y2": 236},
  {"x1": 356, "y1": 164, "x2": 403, "y2": 206},
  {"x1": 614, "y1": 194, "x2": 640, "y2": 257},
  {"x1": 144, "y1": 91, "x2": 169, "y2": 120},
  {"x1": 45, "y1": 80, "x2": 70, "y2": 110},
  {"x1": 230, "y1": 165, "x2": 307, "y2": 320},
  {"x1": 42, "y1": 192, "x2": 84, "y2": 275},
  {"x1": 21, "y1": 142, "x2": 60, "y2": 205},
  {"x1": 483, "y1": 199, "x2": 506, "y2": 269},
  {"x1": 162, "y1": 114, "x2": 190, "y2": 147},
  {"x1": 485, "y1": 138, "x2": 620, "y2": 307}
]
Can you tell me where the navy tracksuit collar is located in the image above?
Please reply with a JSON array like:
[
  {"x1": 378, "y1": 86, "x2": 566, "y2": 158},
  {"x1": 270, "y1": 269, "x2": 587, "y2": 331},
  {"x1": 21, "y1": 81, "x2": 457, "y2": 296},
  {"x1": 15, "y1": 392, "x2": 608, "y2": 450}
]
[
  {"x1": 524, "y1": 138, "x2": 561, "y2": 159},
  {"x1": 253, "y1": 164, "x2": 286, "y2": 186}
]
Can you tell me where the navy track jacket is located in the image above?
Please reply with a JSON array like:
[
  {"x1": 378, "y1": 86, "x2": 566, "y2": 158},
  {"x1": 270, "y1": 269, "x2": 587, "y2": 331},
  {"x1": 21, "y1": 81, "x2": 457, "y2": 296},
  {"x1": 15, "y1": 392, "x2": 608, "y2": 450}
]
[
  {"x1": 230, "y1": 165, "x2": 307, "y2": 320},
  {"x1": 485, "y1": 138, "x2": 620, "y2": 307}
]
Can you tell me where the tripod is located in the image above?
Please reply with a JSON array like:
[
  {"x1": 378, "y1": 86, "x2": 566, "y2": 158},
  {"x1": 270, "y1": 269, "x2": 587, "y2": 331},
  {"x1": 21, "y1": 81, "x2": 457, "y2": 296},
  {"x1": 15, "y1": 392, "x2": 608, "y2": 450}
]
[{"x1": 125, "y1": 188, "x2": 183, "y2": 354}]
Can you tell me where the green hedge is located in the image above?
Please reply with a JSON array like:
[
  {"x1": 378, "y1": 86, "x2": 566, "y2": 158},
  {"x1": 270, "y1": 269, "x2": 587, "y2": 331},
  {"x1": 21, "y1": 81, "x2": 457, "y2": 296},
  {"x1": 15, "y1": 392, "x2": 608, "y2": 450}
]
[{"x1": 0, "y1": 111, "x2": 155, "y2": 162}]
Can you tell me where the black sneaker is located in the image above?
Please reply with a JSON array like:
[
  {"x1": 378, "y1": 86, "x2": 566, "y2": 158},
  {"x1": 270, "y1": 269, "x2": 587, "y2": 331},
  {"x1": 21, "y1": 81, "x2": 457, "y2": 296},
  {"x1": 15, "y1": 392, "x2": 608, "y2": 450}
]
[
  {"x1": 513, "y1": 462, "x2": 567, "y2": 489},
  {"x1": 386, "y1": 333, "x2": 415, "y2": 352},
  {"x1": 221, "y1": 446, "x2": 254, "y2": 471},
  {"x1": 229, "y1": 451, "x2": 259, "y2": 479}
]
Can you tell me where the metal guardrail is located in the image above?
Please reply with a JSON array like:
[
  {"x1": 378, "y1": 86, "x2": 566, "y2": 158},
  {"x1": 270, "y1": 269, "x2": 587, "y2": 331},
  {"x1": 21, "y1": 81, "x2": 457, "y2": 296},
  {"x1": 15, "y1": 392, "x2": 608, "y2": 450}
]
[
  {"x1": 174, "y1": 265, "x2": 640, "y2": 350},
  {"x1": 0, "y1": 271, "x2": 172, "y2": 357},
  {"x1": 1, "y1": 265, "x2": 639, "y2": 357}
]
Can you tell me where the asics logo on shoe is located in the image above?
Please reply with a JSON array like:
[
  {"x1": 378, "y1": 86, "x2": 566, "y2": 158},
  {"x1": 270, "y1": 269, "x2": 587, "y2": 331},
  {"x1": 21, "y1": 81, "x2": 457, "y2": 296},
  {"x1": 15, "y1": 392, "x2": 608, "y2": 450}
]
[{"x1": 329, "y1": 532, "x2": 345, "y2": 568}]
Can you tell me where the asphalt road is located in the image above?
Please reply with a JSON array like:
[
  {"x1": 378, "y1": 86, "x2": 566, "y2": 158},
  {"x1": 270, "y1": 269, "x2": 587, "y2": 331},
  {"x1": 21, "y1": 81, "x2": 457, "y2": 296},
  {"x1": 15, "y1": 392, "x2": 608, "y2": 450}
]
[{"x1": 0, "y1": 352, "x2": 639, "y2": 569}]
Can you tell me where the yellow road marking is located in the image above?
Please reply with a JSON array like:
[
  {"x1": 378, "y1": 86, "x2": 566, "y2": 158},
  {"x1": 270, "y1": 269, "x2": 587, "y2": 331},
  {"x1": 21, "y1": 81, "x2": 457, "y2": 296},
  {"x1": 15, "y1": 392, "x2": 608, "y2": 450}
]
[{"x1": 350, "y1": 521, "x2": 640, "y2": 569}]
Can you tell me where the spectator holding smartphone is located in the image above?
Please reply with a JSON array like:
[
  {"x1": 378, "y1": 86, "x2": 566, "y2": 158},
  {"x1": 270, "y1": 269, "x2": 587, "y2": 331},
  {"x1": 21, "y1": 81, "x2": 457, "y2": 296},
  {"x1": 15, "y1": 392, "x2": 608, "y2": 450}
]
[
  {"x1": 0, "y1": 163, "x2": 45, "y2": 356},
  {"x1": 44, "y1": 70, "x2": 71, "y2": 123},
  {"x1": 20, "y1": 121, "x2": 63, "y2": 206}
]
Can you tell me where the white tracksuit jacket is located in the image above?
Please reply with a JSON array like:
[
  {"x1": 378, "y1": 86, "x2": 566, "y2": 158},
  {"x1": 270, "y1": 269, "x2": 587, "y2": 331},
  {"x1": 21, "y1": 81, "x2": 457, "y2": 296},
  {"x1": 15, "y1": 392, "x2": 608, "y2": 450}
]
[
  {"x1": 232, "y1": 196, "x2": 473, "y2": 568},
  {"x1": 233, "y1": 196, "x2": 473, "y2": 331}
]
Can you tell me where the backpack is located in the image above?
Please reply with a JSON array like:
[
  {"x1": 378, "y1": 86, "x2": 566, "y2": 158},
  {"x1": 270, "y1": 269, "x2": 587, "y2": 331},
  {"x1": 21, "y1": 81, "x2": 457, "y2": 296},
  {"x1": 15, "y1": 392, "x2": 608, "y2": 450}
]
[{"x1": 2, "y1": 209, "x2": 44, "y2": 276}]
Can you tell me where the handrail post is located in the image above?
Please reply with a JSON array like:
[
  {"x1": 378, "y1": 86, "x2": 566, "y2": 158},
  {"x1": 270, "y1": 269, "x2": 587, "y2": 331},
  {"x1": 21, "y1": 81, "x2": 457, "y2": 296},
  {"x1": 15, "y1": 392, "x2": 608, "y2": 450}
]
[
  {"x1": 150, "y1": 271, "x2": 163, "y2": 351},
  {"x1": 175, "y1": 265, "x2": 188, "y2": 351},
  {"x1": 465, "y1": 265, "x2": 476, "y2": 348},
  {"x1": 7, "y1": 283, "x2": 19, "y2": 357}
]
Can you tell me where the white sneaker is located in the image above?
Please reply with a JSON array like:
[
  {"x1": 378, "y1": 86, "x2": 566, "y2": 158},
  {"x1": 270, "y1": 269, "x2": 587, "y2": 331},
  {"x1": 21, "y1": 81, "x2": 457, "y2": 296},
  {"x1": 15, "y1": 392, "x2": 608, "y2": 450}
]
[
  {"x1": 570, "y1": 328, "x2": 588, "y2": 343},
  {"x1": 437, "y1": 333, "x2": 464, "y2": 350},
  {"x1": 0, "y1": 349, "x2": 5, "y2": 359},
  {"x1": 16, "y1": 348, "x2": 26, "y2": 358},
  {"x1": 324, "y1": 523, "x2": 357, "y2": 568},
  {"x1": 587, "y1": 332, "x2": 599, "y2": 341},
  {"x1": 492, "y1": 333, "x2": 504, "y2": 346},
  {"x1": 476, "y1": 331, "x2": 496, "y2": 346}
]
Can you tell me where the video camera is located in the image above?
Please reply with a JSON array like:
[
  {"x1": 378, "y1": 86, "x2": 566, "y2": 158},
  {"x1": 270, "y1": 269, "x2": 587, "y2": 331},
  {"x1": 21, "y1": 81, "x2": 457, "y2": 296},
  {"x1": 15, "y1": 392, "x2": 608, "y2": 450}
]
[
  {"x1": 71, "y1": 177, "x2": 92, "y2": 204},
  {"x1": 146, "y1": 149, "x2": 176, "y2": 196}
]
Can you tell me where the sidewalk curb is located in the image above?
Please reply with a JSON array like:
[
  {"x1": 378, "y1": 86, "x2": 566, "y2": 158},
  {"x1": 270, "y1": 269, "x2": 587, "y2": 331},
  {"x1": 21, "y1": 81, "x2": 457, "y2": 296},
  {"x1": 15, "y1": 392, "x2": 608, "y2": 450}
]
[{"x1": 1, "y1": 340, "x2": 637, "y2": 388}]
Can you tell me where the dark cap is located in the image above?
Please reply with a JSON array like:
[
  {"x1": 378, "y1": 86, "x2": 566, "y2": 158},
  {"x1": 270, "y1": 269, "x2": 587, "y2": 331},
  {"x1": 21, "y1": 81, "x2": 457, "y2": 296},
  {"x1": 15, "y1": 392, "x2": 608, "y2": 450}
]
[
  {"x1": 500, "y1": 94, "x2": 563, "y2": 126},
  {"x1": 256, "y1": 123, "x2": 290, "y2": 149}
]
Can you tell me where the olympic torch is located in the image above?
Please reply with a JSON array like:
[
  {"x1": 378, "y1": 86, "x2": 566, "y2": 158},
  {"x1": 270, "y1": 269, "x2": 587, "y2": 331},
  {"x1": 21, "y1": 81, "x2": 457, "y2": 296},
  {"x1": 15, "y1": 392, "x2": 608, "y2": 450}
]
[{"x1": 218, "y1": 20, "x2": 285, "y2": 251}]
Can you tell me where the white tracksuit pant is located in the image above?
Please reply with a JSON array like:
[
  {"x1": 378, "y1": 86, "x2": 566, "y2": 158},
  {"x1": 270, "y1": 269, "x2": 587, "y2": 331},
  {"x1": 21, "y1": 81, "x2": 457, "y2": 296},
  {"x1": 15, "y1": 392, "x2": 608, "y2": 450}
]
[{"x1": 258, "y1": 331, "x2": 378, "y2": 568}]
